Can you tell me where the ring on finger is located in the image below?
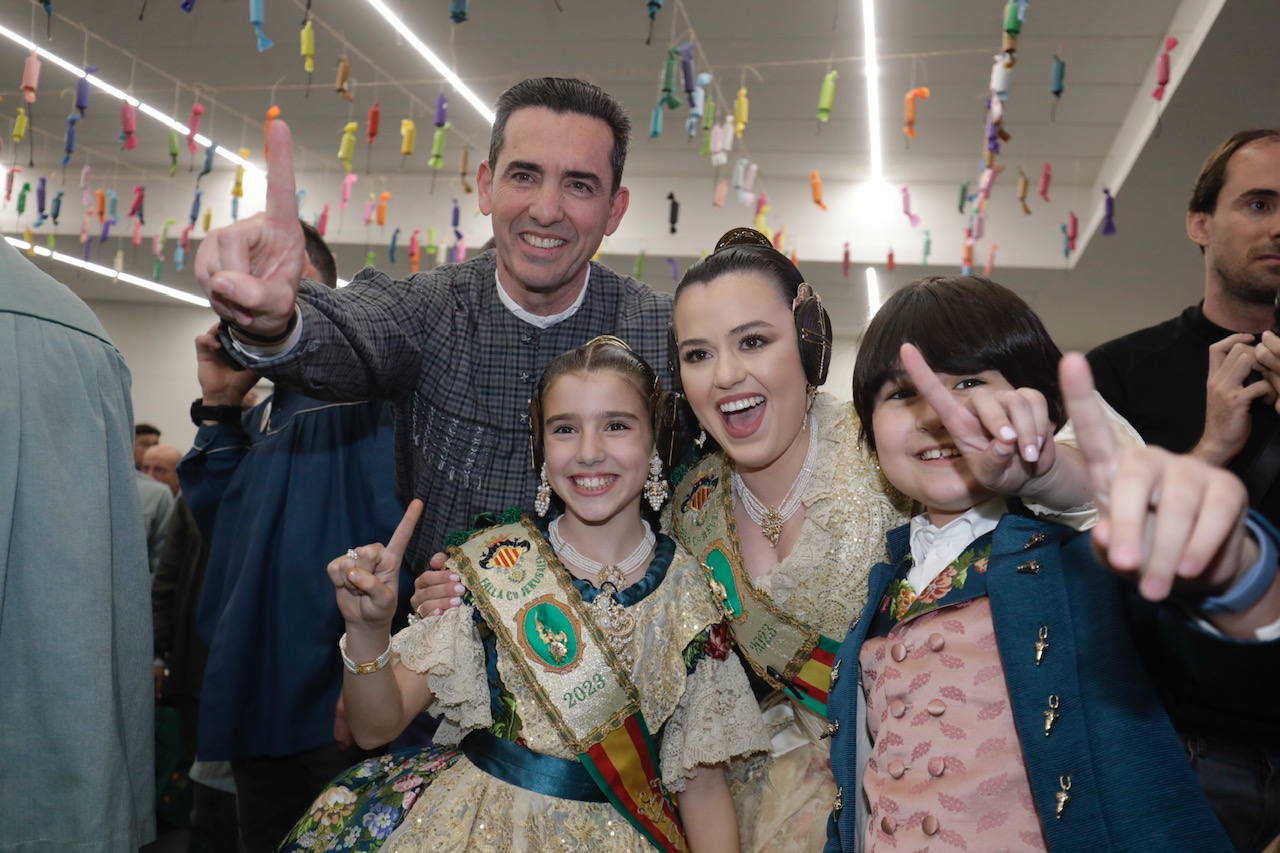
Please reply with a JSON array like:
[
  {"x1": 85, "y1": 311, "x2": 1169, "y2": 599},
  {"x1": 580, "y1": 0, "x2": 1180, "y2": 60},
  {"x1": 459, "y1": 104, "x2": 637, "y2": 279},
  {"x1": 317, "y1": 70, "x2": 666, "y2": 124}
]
[{"x1": 346, "y1": 548, "x2": 359, "y2": 560}]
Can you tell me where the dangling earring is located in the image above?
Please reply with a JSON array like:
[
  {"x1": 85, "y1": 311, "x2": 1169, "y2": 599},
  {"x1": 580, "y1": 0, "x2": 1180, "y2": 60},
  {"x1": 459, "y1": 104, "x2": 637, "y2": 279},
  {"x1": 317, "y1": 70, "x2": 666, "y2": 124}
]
[
  {"x1": 806, "y1": 384, "x2": 817, "y2": 410},
  {"x1": 535, "y1": 463, "x2": 552, "y2": 517},
  {"x1": 695, "y1": 429, "x2": 706, "y2": 448},
  {"x1": 644, "y1": 450, "x2": 669, "y2": 511}
]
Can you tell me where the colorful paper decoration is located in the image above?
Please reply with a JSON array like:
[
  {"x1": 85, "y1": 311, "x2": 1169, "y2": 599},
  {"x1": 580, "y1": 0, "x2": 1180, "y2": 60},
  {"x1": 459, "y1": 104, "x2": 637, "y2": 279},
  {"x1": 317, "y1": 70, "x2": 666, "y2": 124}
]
[
  {"x1": 810, "y1": 171, "x2": 827, "y2": 210},
  {"x1": 902, "y1": 87, "x2": 930, "y2": 139},
  {"x1": 249, "y1": 0, "x2": 274, "y2": 51},
  {"x1": 817, "y1": 70, "x2": 838, "y2": 125}
]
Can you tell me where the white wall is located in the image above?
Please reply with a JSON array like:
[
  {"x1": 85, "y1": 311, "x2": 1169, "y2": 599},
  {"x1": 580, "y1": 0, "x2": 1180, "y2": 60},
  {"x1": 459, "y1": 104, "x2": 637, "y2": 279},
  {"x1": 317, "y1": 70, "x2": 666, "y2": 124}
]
[{"x1": 87, "y1": 299, "x2": 269, "y2": 451}]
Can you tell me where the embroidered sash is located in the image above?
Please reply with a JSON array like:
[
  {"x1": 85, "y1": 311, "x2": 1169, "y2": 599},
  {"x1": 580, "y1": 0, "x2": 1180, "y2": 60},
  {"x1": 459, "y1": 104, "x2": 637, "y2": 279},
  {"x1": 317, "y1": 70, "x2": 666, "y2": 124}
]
[
  {"x1": 450, "y1": 518, "x2": 689, "y2": 853},
  {"x1": 671, "y1": 458, "x2": 840, "y2": 719}
]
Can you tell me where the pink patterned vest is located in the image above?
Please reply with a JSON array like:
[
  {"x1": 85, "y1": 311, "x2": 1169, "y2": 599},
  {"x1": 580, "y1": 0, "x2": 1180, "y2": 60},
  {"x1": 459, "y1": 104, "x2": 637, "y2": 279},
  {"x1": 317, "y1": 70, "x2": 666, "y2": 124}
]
[{"x1": 860, "y1": 596, "x2": 1048, "y2": 851}]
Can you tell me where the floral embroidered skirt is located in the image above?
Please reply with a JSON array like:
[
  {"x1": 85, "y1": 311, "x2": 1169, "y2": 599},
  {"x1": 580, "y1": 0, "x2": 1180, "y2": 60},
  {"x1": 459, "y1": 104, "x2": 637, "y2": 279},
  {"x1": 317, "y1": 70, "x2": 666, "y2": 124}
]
[{"x1": 282, "y1": 746, "x2": 460, "y2": 852}]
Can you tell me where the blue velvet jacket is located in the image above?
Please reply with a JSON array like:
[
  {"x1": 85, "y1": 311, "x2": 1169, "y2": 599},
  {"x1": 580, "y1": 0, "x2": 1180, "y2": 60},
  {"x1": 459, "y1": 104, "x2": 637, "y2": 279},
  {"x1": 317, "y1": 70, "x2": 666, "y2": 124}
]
[{"x1": 824, "y1": 509, "x2": 1280, "y2": 852}]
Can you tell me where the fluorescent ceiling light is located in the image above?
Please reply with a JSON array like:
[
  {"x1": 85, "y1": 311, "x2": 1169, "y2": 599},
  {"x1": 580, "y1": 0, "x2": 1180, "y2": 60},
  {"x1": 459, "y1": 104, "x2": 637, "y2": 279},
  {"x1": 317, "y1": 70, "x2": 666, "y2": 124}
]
[
  {"x1": 0, "y1": 22, "x2": 262, "y2": 178},
  {"x1": 864, "y1": 266, "x2": 880, "y2": 317},
  {"x1": 860, "y1": 0, "x2": 883, "y2": 183},
  {"x1": 362, "y1": 0, "x2": 495, "y2": 125},
  {"x1": 5, "y1": 236, "x2": 211, "y2": 308}
]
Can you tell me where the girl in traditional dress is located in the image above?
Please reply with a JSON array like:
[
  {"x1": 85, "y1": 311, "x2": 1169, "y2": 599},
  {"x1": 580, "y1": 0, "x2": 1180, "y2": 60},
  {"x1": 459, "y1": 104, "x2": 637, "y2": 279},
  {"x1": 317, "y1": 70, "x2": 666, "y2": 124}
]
[
  {"x1": 283, "y1": 336, "x2": 769, "y2": 852},
  {"x1": 824, "y1": 275, "x2": 1280, "y2": 852},
  {"x1": 665, "y1": 230, "x2": 1110, "y2": 851}
]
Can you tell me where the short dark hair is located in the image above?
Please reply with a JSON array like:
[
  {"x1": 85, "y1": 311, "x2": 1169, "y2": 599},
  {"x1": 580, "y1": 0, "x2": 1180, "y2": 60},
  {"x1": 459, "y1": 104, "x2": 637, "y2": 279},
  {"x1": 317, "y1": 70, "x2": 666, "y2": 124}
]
[
  {"x1": 489, "y1": 78, "x2": 631, "y2": 194},
  {"x1": 1189, "y1": 129, "x2": 1280, "y2": 214},
  {"x1": 300, "y1": 220, "x2": 338, "y2": 287},
  {"x1": 852, "y1": 275, "x2": 1065, "y2": 450},
  {"x1": 135, "y1": 423, "x2": 160, "y2": 437}
]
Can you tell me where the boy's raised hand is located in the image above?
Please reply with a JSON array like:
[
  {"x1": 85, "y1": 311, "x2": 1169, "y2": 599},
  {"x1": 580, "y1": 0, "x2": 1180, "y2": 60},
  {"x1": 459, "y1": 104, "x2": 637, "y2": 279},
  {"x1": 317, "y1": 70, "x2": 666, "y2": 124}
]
[
  {"x1": 899, "y1": 343, "x2": 1057, "y2": 496},
  {"x1": 1060, "y1": 353, "x2": 1251, "y2": 602},
  {"x1": 328, "y1": 499, "x2": 424, "y2": 627},
  {"x1": 194, "y1": 120, "x2": 303, "y2": 338}
]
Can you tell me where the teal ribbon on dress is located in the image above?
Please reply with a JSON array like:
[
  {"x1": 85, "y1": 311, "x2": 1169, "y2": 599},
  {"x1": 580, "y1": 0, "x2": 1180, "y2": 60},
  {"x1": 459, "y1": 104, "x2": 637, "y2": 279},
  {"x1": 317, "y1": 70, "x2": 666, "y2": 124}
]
[{"x1": 460, "y1": 730, "x2": 607, "y2": 803}]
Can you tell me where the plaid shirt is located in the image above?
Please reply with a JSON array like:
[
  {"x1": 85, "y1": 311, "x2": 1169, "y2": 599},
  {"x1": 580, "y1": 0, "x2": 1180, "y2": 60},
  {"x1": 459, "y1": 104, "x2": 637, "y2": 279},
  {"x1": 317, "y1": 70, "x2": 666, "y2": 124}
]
[{"x1": 226, "y1": 250, "x2": 673, "y2": 565}]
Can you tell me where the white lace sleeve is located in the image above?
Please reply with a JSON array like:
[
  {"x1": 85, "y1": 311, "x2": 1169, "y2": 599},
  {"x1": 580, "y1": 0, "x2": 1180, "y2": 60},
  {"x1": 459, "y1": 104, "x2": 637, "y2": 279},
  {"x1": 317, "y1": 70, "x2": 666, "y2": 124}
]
[
  {"x1": 390, "y1": 605, "x2": 491, "y2": 745},
  {"x1": 659, "y1": 654, "x2": 772, "y2": 792}
]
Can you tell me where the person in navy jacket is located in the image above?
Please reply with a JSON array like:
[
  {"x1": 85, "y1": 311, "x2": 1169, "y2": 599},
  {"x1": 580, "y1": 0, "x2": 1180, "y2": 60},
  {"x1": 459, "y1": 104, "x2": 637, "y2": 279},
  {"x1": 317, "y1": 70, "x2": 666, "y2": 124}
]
[{"x1": 825, "y1": 275, "x2": 1280, "y2": 852}]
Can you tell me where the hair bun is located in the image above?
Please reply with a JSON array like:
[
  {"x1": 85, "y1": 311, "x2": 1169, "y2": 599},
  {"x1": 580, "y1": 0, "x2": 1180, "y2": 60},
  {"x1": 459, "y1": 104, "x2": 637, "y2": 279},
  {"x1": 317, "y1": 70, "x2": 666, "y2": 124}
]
[{"x1": 714, "y1": 227, "x2": 774, "y2": 253}]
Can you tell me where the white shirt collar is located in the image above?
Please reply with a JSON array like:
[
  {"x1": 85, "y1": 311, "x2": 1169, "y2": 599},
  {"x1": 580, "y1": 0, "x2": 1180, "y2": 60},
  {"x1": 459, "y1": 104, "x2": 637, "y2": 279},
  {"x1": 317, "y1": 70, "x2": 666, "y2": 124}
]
[
  {"x1": 494, "y1": 264, "x2": 590, "y2": 329},
  {"x1": 906, "y1": 496, "x2": 1005, "y2": 593}
]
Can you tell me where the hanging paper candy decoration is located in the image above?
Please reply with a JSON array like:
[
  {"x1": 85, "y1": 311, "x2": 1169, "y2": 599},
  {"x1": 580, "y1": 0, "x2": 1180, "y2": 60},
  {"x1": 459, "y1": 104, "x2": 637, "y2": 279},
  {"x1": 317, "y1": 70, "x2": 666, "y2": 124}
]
[
  {"x1": 450, "y1": 0, "x2": 468, "y2": 24},
  {"x1": 114, "y1": 248, "x2": 125, "y2": 273},
  {"x1": 1049, "y1": 56, "x2": 1066, "y2": 121},
  {"x1": 644, "y1": 0, "x2": 662, "y2": 46},
  {"x1": 900, "y1": 185, "x2": 919, "y2": 227},
  {"x1": 450, "y1": 198, "x2": 462, "y2": 242},
  {"x1": 249, "y1": 0, "x2": 274, "y2": 51},
  {"x1": 661, "y1": 47, "x2": 681, "y2": 110},
  {"x1": 203, "y1": 208, "x2": 212, "y2": 232},
  {"x1": 17, "y1": 182, "x2": 30, "y2": 216},
  {"x1": 186, "y1": 102, "x2": 204, "y2": 154},
  {"x1": 989, "y1": 53, "x2": 1012, "y2": 101},
  {"x1": 666, "y1": 257, "x2": 680, "y2": 283},
  {"x1": 408, "y1": 228, "x2": 420, "y2": 271},
  {"x1": 429, "y1": 123, "x2": 448, "y2": 174},
  {"x1": 667, "y1": 192, "x2": 679, "y2": 234},
  {"x1": 120, "y1": 102, "x2": 138, "y2": 150},
  {"x1": 75, "y1": 67, "x2": 96, "y2": 116},
  {"x1": 1152, "y1": 37, "x2": 1179, "y2": 101},
  {"x1": 340, "y1": 172, "x2": 358, "y2": 208},
  {"x1": 154, "y1": 217, "x2": 176, "y2": 257},
  {"x1": 721, "y1": 114, "x2": 735, "y2": 155},
  {"x1": 22, "y1": 51, "x2": 40, "y2": 103},
  {"x1": 680, "y1": 43, "x2": 696, "y2": 106},
  {"x1": 886, "y1": 248, "x2": 895, "y2": 271},
  {"x1": 316, "y1": 202, "x2": 329, "y2": 236},
  {"x1": 40, "y1": 0, "x2": 52, "y2": 38},
  {"x1": 389, "y1": 227, "x2": 400, "y2": 263},
  {"x1": 1002, "y1": 0, "x2": 1021, "y2": 52},
  {"x1": 198, "y1": 141, "x2": 215, "y2": 183},
  {"x1": 922, "y1": 229, "x2": 932, "y2": 265},
  {"x1": 841, "y1": 242, "x2": 850, "y2": 278},
  {"x1": 688, "y1": 71, "x2": 711, "y2": 137},
  {"x1": 4, "y1": 167, "x2": 18, "y2": 202},
  {"x1": 1060, "y1": 223, "x2": 1070, "y2": 259},
  {"x1": 648, "y1": 104, "x2": 663, "y2": 139},
  {"x1": 961, "y1": 232, "x2": 973, "y2": 275},
  {"x1": 1038, "y1": 162, "x2": 1051, "y2": 202},
  {"x1": 106, "y1": 189, "x2": 118, "y2": 224},
  {"x1": 400, "y1": 118, "x2": 416, "y2": 162},
  {"x1": 129, "y1": 185, "x2": 144, "y2": 223},
  {"x1": 810, "y1": 171, "x2": 827, "y2": 210},
  {"x1": 982, "y1": 242, "x2": 999, "y2": 276},
  {"x1": 970, "y1": 210, "x2": 986, "y2": 241},
  {"x1": 189, "y1": 188, "x2": 203, "y2": 226},
  {"x1": 361, "y1": 194, "x2": 375, "y2": 226},
  {"x1": 734, "y1": 87, "x2": 749, "y2": 138},
  {"x1": 300, "y1": 18, "x2": 315, "y2": 95},
  {"x1": 709, "y1": 121, "x2": 727, "y2": 167},
  {"x1": 78, "y1": 167, "x2": 91, "y2": 207},
  {"x1": 1101, "y1": 188, "x2": 1117, "y2": 235},
  {"x1": 460, "y1": 146, "x2": 472, "y2": 193},
  {"x1": 335, "y1": 56, "x2": 353, "y2": 101},
  {"x1": 425, "y1": 227, "x2": 438, "y2": 260},
  {"x1": 1066, "y1": 211, "x2": 1078, "y2": 252},
  {"x1": 1016, "y1": 168, "x2": 1030, "y2": 214},
  {"x1": 93, "y1": 189, "x2": 105, "y2": 222},
  {"x1": 166, "y1": 130, "x2": 179, "y2": 177},
  {"x1": 816, "y1": 70, "x2": 837, "y2": 125},
  {"x1": 452, "y1": 236, "x2": 465, "y2": 264},
  {"x1": 21, "y1": 227, "x2": 33, "y2": 255},
  {"x1": 902, "y1": 87, "x2": 930, "y2": 139},
  {"x1": 713, "y1": 179, "x2": 727, "y2": 207},
  {"x1": 60, "y1": 114, "x2": 77, "y2": 167},
  {"x1": 181, "y1": 0, "x2": 197, "y2": 11},
  {"x1": 956, "y1": 180, "x2": 969, "y2": 214},
  {"x1": 12, "y1": 107, "x2": 28, "y2": 145},
  {"x1": 34, "y1": 176, "x2": 46, "y2": 226},
  {"x1": 376, "y1": 191, "x2": 391, "y2": 226},
  {"x1": 338, "y1": 121, "x2": 357, "y2": 172},
  {"x1": 51, "y1": 189, "x2": 62, "y2": 224}
]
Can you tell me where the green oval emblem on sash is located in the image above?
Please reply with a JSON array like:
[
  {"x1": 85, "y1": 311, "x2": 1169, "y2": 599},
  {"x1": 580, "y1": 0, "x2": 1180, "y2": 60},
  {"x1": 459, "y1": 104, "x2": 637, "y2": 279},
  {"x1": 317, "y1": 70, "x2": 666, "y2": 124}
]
[
  {"x1": 516, "y1": 596, "x2": 582, "y2": 672},
  {"x1": 704, "y1": 547, "x2": 743, "y2": 619}
]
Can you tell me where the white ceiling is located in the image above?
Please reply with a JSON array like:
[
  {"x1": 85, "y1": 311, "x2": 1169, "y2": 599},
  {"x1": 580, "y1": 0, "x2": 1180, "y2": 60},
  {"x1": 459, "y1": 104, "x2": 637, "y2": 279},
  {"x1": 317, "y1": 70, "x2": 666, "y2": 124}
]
[{"x1": 2, "y1": 0, "x2": 1277, "y2": 352}]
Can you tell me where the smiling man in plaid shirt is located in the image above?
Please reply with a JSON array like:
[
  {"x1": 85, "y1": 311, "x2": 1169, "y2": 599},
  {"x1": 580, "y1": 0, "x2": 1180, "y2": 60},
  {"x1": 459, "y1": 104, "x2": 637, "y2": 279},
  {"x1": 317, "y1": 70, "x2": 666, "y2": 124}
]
[{"x1": 196, "y1": 78, "x2": 673, "y2": 565}]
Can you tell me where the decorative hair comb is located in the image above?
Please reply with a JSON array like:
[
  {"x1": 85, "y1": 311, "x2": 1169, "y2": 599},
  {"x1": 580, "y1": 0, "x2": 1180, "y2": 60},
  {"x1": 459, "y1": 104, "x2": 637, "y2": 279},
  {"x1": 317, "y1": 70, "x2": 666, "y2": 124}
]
[{"x1": 714, "y1": 226, "x2": 775, "y2": 253}]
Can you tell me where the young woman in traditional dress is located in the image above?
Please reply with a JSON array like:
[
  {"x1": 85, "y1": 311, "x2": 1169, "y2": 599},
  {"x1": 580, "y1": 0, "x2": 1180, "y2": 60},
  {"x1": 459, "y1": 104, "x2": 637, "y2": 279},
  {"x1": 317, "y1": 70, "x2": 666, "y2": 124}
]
[
  {"x1": 665, "y1": 230, "x2": 1108, "y2": 851},
  {"x1": 283, "y1": 336, "x2": 769, "y2": 852}
]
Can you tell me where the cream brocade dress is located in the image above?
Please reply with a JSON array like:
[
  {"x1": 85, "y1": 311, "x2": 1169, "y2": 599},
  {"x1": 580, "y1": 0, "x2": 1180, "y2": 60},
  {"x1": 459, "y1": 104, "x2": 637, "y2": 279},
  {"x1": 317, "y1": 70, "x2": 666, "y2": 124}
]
[
  {"x1": 674, "y1": 392, "x2": 912, "y2": 852},
  {"x1": 378, "y1": 538, "x2": 772, "y2": 852}
]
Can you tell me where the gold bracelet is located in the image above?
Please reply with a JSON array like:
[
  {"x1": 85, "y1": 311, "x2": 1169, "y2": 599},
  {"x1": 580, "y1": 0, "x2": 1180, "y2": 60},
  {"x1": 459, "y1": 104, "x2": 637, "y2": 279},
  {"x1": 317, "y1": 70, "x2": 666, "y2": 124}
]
[{"x1": 338, "y1": 633, "x2": 393, "y2": 675}]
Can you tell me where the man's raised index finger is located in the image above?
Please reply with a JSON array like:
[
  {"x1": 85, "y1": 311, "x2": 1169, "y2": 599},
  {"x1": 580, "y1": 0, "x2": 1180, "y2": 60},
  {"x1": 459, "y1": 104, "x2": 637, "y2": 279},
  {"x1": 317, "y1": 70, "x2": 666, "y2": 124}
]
[
  {"x1": 899, "y1": 343, "x2": 980, "y2": 435},
  {"x1": 263, "y1": 119, "x2": 298, "y2": 226}
]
